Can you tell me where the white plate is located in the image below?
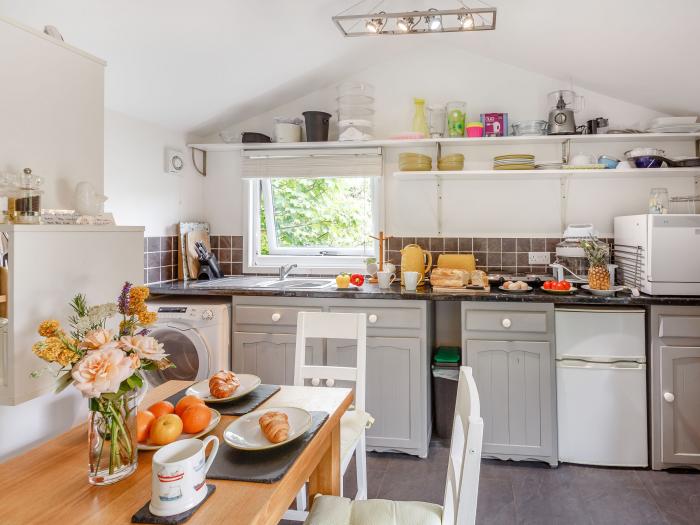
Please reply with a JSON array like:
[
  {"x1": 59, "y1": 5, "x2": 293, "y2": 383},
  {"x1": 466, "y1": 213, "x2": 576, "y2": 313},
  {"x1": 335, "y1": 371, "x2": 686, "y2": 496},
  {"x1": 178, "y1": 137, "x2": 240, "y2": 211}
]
[
  {"x1": 223, "y1": 407, "x2": 313, "y2": 451},
  {"x1": 647, "y1": 124, "x2": 700, "y2": 133},
  {"x1": 582, "y1": 284, "x2": 624, "y2": 296},
  {"x1": 498, "y1": 285, "x2": 533, "y2": 293},
  {"x1": 138, "y1": 408, "x2": 221, "y2": 451},
  {"x1": 186, "y1": 374, "x2": 261, "y2": 403}
]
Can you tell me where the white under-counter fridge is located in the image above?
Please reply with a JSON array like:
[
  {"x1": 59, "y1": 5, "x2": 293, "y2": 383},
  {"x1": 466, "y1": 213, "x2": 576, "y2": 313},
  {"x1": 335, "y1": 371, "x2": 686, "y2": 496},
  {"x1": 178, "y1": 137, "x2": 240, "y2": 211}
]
[{"x1": 555, "y1": 307, "x2": 648, "y2": 467}]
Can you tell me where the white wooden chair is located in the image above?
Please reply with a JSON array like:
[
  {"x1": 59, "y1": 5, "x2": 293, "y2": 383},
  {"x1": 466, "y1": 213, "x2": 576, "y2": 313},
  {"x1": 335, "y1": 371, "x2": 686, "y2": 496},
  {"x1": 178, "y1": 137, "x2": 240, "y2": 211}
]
[
  {"x1": 303, "y1": 366, "x2": 484, "y2": 525},
  {"x1": 284, "y1": 311, "x2": 372, "y2": 522}
]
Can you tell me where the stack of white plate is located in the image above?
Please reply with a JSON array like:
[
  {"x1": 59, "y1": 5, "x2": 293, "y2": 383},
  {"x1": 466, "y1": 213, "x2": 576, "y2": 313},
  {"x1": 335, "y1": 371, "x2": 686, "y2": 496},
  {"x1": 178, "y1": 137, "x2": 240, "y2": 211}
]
[
  {"x1": 536, "y1": 161, "x2": 564, "y2": 170},
  {"x1": 646, "y1": 116, "x2": 700, "y2": 133},
  {"x1": 493, "y1": 154, "x2": 535, "y2": 170}
]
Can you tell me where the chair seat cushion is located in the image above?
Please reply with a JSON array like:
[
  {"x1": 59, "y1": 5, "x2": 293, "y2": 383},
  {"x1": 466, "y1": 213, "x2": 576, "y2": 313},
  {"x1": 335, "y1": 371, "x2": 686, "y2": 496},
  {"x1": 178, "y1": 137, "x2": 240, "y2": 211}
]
[
  {"x1": 305, "y1": 496, "x2": 443, "y2": 525},
  {"x1": 340, "y1": 410, "x2": 373, "y2": 462}
]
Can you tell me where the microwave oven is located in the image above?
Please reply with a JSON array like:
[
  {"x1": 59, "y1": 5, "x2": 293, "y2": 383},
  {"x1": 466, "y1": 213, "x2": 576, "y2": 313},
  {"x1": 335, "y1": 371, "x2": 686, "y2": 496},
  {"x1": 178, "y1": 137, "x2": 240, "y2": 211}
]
[{"x1": 614, "y1": 214, "x2": 700, "y2": 295}]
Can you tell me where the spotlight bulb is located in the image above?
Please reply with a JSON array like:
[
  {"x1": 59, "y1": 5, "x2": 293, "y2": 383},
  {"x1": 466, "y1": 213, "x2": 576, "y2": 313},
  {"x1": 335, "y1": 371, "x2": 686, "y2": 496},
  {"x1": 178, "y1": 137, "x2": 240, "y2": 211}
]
[{"x1": 459, "y1": 12, "x2": 475, "y2": 29}]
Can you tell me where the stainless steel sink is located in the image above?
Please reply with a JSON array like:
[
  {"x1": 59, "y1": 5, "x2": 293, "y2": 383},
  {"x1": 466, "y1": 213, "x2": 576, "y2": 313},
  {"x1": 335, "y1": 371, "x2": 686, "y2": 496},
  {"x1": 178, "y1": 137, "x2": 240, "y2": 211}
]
[{"x1": 254, "y1": 278, "x2": 335, "y2": 290}]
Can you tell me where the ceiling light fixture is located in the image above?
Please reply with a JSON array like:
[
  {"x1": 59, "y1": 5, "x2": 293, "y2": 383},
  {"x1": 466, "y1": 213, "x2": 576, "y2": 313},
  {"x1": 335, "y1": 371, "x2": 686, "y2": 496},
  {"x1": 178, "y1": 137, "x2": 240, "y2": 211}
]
[
  {"x1": 458, "y1": 11, "x2": 475, "y2": 29},
  {"x1": 333, "y1": 3, "x2": 496, "y2": 37},
  {"x1": 396, "y1": 15, "x2": 416, "y2": 33},
  {"x1": 425, "y1": 8, "x2": 442, "y2": 31},
  {"x1": 365, "y1": 12, "x2": 386, "y2": 33}
]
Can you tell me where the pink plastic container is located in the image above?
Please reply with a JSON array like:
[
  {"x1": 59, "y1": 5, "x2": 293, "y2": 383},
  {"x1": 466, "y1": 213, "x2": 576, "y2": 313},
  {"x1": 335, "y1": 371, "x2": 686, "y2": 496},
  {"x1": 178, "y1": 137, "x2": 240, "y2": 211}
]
[{"x1": 466, "y1": 123, "x2": 484, "y2": 138}]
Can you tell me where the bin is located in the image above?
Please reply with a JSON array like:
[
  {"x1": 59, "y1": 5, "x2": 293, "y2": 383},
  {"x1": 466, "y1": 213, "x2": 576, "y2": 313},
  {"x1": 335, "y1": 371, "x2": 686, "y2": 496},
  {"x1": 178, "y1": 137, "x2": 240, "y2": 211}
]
[{"x1": 432, "y1": 346, "x2": 461, "y2": 439}]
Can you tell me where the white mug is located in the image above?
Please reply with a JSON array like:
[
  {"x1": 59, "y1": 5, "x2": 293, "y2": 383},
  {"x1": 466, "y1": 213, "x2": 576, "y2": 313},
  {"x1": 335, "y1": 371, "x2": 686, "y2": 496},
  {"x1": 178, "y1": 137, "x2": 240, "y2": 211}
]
[
  {"x1": 150, "y1": 436, "x2": 219, "y2": 517},
  {"x1": 383, "y1": 262, "x2": 396, "y2": 274},
  {"x1": 377, "y1": 271, "x2": 396, "y2": 289},
  {"x1": 403, "y1": 271, "x2": 420, "y2": 291}
]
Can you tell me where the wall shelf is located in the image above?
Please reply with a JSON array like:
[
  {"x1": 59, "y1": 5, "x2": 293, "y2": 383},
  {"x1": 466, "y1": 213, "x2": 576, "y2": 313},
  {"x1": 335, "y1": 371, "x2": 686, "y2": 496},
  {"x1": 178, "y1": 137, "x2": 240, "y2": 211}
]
[
  {"x1": 189, "y1": 132, "x2": 700, "y2": 152},
  {"x1": 393, "y1": 167, "x2": 700, "y2": 181}
]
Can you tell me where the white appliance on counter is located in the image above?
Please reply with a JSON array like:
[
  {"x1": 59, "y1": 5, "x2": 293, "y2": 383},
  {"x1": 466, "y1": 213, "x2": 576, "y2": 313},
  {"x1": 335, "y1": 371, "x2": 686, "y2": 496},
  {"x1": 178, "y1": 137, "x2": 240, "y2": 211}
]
[
  {"x1": 614, "y1": 214, "x2": 700, "y2": 295},
  {"x1": 144, "y1": 297, "x2": 230, "y2": 387},
  {"x1": 555, "y1": 307, "x2": 648, "y2": 467}
]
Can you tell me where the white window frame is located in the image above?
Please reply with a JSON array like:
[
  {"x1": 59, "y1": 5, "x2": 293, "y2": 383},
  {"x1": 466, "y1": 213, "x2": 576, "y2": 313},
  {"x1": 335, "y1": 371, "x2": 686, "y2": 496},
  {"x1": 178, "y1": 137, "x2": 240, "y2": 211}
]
[{"x1": 245, "y1": 176, "x2": 381, "y2": 274}]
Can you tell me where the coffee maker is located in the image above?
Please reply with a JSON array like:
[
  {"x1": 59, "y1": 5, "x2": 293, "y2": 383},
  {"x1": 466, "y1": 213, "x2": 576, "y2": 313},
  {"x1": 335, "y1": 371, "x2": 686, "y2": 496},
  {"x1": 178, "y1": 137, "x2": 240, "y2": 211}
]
[{"x1": 547, "y1": 90, "x2": 583, "y2": 135}]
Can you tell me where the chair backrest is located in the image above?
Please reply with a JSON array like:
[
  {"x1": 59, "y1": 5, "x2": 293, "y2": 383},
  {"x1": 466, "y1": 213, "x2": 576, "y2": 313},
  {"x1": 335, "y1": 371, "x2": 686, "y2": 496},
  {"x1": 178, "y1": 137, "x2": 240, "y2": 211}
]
[
  {"x1": 441, "y1": 366, "x2": 484, "y2": 525},
  {"x1": 294, "y1": 311, "x2": 367, "y2": 412}
]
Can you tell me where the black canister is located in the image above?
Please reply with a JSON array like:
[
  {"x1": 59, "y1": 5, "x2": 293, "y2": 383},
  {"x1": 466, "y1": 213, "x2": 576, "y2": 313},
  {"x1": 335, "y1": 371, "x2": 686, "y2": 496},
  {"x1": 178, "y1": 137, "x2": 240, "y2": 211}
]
[{"x1": 302, "y1": 111, "x2": 331, "y2": 142}]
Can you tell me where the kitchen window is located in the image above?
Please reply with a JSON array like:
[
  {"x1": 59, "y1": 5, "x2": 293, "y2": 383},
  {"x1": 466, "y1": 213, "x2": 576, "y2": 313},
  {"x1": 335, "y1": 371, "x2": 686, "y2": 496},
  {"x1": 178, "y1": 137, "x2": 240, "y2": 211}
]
[{"x1": 243, "y1": 148, "x2": 382, "y2": 271}]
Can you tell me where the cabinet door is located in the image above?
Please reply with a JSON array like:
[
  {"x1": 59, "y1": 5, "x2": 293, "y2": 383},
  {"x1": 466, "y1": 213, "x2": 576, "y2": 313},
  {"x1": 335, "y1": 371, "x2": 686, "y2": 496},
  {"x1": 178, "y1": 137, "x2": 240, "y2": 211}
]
[
  {"x1": 327, "y1": 337, "x2": 421, "y2": 450},
  {"x1": 232, "y1": 332, "x2": 321, "y2": 386},
  {"x1": 466, "y1": 339, "x2": 553, "y2": 458},
  {"x1": 660, "y1": 346, "x2": 700, "y2": 465}
]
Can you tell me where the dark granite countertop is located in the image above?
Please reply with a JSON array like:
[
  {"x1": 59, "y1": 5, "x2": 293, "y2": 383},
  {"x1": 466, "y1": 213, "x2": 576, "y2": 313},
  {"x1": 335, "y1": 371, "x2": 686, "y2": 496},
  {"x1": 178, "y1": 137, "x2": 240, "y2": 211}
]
[{"x1": 149, "y1": 277, "x2": 700, "y2": 307}]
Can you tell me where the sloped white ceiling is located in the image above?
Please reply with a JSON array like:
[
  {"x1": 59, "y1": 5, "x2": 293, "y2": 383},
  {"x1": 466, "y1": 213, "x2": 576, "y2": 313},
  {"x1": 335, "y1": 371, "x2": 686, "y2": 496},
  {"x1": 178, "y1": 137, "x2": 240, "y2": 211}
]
[{"x1": 2, "y1": 0, "x2": 698, "y2": 134}]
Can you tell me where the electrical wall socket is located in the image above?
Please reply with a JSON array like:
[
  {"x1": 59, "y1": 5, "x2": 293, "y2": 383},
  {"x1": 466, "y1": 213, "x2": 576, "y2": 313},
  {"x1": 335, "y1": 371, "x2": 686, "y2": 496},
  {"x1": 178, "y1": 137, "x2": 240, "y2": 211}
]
[{"x1": 528, "y1": 252, "x2": 551, "y2": 265}]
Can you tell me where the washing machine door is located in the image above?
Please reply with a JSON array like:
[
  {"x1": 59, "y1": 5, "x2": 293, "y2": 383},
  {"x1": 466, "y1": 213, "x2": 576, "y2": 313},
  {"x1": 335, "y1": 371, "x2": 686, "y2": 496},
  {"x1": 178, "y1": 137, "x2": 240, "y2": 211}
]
[{"x1": 145, "y1": 325, "x2": 210, "y2": 387}]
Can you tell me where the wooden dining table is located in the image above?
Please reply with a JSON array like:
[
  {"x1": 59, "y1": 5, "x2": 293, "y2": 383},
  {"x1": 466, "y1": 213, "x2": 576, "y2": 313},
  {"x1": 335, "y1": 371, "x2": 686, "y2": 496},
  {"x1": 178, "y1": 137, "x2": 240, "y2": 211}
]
[{"x1": 0, "y1": 381, "x2": 353, "y2": 525}]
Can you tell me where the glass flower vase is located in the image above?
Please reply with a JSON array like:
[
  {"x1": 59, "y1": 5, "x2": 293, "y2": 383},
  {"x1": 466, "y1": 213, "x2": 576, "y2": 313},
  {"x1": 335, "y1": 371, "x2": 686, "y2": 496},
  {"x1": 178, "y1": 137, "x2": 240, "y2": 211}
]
[{"x1": 87, "y1": 390, "x2": 138, "y2": 485}]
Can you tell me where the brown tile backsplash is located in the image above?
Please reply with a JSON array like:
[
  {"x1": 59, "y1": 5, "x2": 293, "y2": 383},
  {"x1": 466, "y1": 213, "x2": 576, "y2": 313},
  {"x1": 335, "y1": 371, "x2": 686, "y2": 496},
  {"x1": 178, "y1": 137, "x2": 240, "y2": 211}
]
[{"x1": 143, "y1": 234, "x2": 244, "y2": 284}]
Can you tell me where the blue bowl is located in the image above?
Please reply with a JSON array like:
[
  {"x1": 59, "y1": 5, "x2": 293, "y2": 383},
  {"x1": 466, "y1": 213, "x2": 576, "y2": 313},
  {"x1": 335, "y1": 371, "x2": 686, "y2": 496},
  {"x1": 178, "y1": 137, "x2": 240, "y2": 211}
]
[
  {"x1": 598, "y1": 156, "x2": 620, "y2": 169},
  {"x1": 630, "y1": 155, "x2": 664, "y2": 168}
]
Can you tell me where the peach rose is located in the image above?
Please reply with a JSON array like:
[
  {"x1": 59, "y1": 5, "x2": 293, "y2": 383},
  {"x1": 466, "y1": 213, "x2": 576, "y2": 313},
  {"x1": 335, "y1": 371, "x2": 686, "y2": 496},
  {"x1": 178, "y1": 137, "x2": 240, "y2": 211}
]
[
  {"x1": 82, "y1": 328, "x2": 115, "y2": 350},
  {"x1": 120, "y1": 335, "x2": 167, "y2": 362},
  {"x1": 71, "y1": 347, "x2": 135, "y2": 398}
]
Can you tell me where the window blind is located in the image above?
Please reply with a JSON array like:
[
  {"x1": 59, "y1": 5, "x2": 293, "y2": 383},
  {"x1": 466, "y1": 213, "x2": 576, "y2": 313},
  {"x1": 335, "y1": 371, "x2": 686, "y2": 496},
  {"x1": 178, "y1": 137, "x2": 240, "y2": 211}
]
[{"x1": 241, "y1": 147, "x2": 383, "y2": 179}]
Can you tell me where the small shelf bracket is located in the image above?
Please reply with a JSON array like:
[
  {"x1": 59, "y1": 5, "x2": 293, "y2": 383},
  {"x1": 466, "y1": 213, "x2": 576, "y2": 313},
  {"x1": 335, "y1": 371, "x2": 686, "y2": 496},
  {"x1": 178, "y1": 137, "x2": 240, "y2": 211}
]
[{"x1": 191, "y1": 147, "x2": 207, "y2": 177}]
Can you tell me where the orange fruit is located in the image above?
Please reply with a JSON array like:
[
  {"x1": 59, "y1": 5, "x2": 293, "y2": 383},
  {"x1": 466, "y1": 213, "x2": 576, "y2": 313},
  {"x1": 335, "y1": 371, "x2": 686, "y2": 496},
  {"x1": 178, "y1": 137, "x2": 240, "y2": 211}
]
[
  {"x1": 148, "y1": 400, "x2": 174, "y2": 419},
  {"x1": 175, "y1": 395, "x2": 205, "y2": 417},
  {"x1": 181, "y1": 404, "x2": 212, "y2": 434},
  {"x1": 136, "y1": 410, "x2": 155, "y2": 443},
  {"x1": 149, "y1": 414, "x2": 183, "y2": 445}
]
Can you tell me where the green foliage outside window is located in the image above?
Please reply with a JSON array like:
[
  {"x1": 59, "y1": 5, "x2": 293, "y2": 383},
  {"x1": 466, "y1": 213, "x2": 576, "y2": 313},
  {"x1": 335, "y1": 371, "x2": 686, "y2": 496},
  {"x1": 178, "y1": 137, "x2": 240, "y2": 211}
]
[{"x1": 259, "y1": 177, "x2": 373, "y2": 255}]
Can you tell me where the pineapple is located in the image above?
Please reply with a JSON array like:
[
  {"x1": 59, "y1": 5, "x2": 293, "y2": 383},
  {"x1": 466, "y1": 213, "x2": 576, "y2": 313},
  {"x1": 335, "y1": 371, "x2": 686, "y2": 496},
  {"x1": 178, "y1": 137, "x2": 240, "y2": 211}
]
[{"x1": 581, "y1": 238, "x2": 610, "y2": 290}]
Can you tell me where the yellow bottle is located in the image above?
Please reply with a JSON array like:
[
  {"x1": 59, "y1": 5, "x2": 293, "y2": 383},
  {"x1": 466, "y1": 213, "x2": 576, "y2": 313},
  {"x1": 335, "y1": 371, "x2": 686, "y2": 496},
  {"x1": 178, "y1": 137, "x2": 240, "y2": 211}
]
[{"x1": 412, "y1": 98, "x2": 430, "y2": 138}]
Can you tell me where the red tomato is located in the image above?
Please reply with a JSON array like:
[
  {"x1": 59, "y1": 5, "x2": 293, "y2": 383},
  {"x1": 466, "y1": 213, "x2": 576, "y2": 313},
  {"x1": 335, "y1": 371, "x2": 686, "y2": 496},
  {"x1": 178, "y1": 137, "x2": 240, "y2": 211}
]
[
  {"x1": 554, "y1": 281, "x2": 568, "y2": 291},
  {"x1": 350, "y1": 274, "x2": 365, "y2": 287},
  {"x1": 561, "y1": 280, "x2": 572, "y2": 290},
  {"x1": 543, "y1": 281, "x2": 553, "y2": 290}
]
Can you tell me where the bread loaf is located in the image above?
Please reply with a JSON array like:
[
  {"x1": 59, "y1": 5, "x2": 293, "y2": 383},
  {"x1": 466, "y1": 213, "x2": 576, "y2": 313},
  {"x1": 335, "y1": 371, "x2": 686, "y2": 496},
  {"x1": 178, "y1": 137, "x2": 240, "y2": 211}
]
[{"x1": 430, "y1": 268, "x2": 468, "y2": 288}]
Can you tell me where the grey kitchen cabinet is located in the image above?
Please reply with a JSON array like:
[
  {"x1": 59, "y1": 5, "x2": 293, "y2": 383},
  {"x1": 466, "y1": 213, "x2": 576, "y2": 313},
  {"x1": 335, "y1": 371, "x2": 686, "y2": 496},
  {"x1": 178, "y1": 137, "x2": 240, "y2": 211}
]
[
  {"x1": 650, "y1": 306, "x2": 700, "y2": 470},
  {"x1": 232, "y1": 331, "x2": 322, "y2": 386},
  {"x1": 462, "y1": 302, "x2": 557, "y2": 466},
  {"x1": 327, "y1": 336, "x2": 422, "y2": 453},
  {"x1": 232, "y1": 296, "x2": 432, "y2": 457}
]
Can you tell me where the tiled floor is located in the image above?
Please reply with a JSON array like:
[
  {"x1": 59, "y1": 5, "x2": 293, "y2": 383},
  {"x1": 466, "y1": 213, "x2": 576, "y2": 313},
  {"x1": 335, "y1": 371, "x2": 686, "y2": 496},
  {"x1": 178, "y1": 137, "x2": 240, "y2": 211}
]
[{"x1": 282, "y1": 439, "x2": 700, "y2": 525}]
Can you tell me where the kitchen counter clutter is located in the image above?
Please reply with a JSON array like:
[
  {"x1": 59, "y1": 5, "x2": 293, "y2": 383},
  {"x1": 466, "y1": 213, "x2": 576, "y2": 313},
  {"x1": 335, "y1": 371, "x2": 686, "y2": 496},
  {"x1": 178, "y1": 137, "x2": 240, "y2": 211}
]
[{"x1": 149, "y1": 278, "x2": 700, "y2": 306}]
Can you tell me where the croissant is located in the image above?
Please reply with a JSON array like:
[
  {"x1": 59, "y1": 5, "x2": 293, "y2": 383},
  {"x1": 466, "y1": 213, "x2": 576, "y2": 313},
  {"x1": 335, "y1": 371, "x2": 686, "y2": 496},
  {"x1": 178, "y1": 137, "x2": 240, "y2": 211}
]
[
  {"x1": 208, "y1": 370, "x2": 240, "y2": 398},
  {"x1": 259, "y1": 411, "x2": 289, "y2": 443}
]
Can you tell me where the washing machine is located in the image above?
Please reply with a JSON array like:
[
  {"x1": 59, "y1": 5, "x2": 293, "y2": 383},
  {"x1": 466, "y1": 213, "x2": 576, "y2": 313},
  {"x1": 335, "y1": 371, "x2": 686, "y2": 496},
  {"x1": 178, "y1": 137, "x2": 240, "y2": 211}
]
[{"x1": 144, "y1": 297, "x2": 231, "y2": 387}]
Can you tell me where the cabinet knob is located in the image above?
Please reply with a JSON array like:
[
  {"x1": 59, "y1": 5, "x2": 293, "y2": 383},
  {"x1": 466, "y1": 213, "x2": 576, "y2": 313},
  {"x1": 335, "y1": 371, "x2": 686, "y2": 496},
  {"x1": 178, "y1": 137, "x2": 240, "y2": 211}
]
[
  {"x1": 502, "y1": 318, "x2": 512, "y2": 328},
  {"x1": 368, "y1": 314, "x2": 378, "y2": 324},
  {"x1": 326, "y1": 378, "x2": 335, "y2": 387},
  {"x1": 271, "y1": 313, "x2": 281, "y2": 322},
  {"x1": 664, "y1": 392, "x2": 675, "y2": 403},
  {"x1": 311, "y1": 378, "x2": 321, "y2": 386}
]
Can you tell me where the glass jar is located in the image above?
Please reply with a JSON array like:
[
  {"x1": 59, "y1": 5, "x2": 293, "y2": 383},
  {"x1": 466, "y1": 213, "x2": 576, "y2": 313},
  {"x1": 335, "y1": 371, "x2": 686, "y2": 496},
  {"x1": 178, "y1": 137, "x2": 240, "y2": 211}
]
[
  {"x1": 15, "y1": 168, "x2": 43, "y2": 224},
  {"x1": 427, "y1": 105, "x2": 446, "y2": 138},
  {"x1": 649, "y1": 187, "x2": 669, "y2": 215},
  {"x1": 88, "y1": 389, "x2": 139, "y2": 485},
  {"x1": 411, "y1": 98, "x2": 430, "y2": 138},
  {"x1": 446, "y1": 101, "x2": 466, "y2": 137}
]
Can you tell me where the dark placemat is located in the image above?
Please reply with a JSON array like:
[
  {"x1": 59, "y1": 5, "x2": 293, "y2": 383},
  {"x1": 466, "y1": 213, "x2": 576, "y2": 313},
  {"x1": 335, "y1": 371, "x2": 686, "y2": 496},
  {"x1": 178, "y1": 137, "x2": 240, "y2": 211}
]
[
  {"x1": 165, "y1": 384, "x2": 281, "y2": 416},
  {"x1": 132, "y1": 484, "x2": 216, "y2": 524},
  {"x1": 207, "y1": 411, "x2": 329, "y2": 483}
]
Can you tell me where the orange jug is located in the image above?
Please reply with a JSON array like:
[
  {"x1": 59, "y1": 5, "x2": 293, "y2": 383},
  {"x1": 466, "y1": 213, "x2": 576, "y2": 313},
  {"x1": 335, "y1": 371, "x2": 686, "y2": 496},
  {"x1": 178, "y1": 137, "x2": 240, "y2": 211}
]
[{"x1": 400, "y1": 244, "x2": 432, "y2": 285}]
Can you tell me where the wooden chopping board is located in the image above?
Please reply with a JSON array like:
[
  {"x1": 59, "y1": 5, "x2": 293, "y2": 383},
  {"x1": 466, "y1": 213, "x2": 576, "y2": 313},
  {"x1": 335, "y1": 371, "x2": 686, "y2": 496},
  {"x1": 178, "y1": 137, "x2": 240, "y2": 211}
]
[
  {"x1": 186, "y1": 230, "x2": 211, "y2": 279},
  {"x1": 431, "y1": 286, "x2": 491, "y2": 295}
]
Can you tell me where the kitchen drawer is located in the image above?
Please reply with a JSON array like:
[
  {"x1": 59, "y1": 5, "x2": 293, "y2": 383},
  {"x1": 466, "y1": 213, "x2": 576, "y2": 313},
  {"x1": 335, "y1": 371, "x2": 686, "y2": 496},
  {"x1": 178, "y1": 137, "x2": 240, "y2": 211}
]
[
  {"x1": 329, "y1": 306, "x2": 422, "y2": 330},
  {"x1": 465, "y1": 309, "x2": 548, "y2": 334},
  {"x1": 234, "y1": 304, "x2": 321, "y2": 327},
  {"x1": 659, "y1": 315, "x2": 700, "y2": 339}
]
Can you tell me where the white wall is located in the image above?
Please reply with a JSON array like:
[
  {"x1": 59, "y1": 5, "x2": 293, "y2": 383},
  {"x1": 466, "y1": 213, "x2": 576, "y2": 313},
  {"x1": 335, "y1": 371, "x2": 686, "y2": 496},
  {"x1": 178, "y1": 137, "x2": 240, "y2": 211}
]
[
  {"x1": 105, "y1": 110, "x2": 206, "y2": 236},
  {"x1": 204, "y1": 44, "x2": 696, "y2": 238},
  {"x1": 0, "y1": 16, "x2": 104, "y2": 210}
]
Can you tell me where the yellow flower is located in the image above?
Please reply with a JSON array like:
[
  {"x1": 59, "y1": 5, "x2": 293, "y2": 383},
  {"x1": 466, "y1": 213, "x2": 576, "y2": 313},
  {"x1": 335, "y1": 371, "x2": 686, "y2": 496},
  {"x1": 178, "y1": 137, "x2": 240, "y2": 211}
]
[
  {"x1": 38, "y1": 320, "x2": 60, "y2": 337},
  {"x1": 32, "y1": 336, "x2": 80, "y2": 367},
  {"x1": 137, "y1": 310, "x2": 157, "y2": 326},
  {"x1": 128, "y1": 286, "x2": 149, "y2": 305}
]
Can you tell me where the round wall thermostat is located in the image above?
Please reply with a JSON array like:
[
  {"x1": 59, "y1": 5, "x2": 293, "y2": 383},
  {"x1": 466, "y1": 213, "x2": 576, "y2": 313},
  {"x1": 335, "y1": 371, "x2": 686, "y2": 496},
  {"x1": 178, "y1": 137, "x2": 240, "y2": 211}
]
[{"x1": 166, "y1": 149, "x2": 184, "y2": 174}]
